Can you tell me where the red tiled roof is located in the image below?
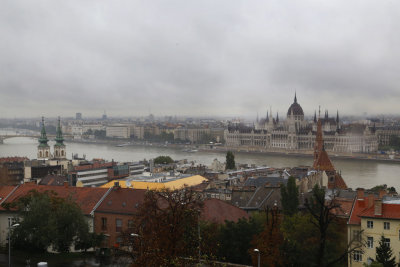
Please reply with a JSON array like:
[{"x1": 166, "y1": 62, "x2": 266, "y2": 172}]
[
  {"x1": 95, "y1": 187, "x2": 147, "y2": 214},
  {"x1": 359, "y1": 203, "x2": 400, "y2": 220},
  {"x1": 314, "y1": 150, "x2": 335, "y2": 172},
  {"x1": 328, "y1": 173, "x2": 348, "y2": 190},
  {"x1": 331, "y1": 197, "x2": 354, "y2": 218},
  {"x1": 0, "y1": 157, "x2": 28, "y2": 163},
  {"x1": 201, "y1": 198, "x2": 249, "y2": 223},
  {"x1": 39, "y1": 175, "x2": 67, "y2": 186},
  {"x1": 0, "y1": 183, "x2": 109, "y2": 215},
  {"x1": 348, "y1": 196, "x2": 375, "y2": 225},
  {"x1": 0, "y1": 186, "x2": 17, "y2": 203}
]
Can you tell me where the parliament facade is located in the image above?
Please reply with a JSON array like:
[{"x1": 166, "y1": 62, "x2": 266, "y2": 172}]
[{"x1": 224, "y1": 94, "x2": 378, "y2": 153}]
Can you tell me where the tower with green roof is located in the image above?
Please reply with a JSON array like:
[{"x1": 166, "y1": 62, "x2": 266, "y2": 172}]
[
  {"x1": 54, "y1": 117, "x2": 66, "y2": 159},
  {"x1": 37, "y1": 117, "x2": 51, "y2": 159}
]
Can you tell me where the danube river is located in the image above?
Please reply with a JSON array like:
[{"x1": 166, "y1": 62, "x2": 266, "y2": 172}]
[{"x1": 1, "y1": 137, "x2": 400, "y2": 190}]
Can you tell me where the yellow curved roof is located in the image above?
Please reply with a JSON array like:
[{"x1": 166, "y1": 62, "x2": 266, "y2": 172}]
[{"x1": 101, "y1": 175, "x2": 207, "y2": 190}]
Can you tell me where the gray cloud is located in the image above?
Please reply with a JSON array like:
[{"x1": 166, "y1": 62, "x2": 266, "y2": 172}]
[{"x1": 1, "y1": 0, "x2": 400, "y2": 118}]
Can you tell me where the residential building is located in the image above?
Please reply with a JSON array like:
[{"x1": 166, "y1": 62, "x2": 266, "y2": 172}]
[
  {"x1": 106, "y1": 125, "x2": 130, "y2": 139},
  {"x1": 347, "y1": 189, "x2": 399, "y2": 266},
  {"x1": 0, "y1": 157, "x2": 27, "y2": 185},
  {"x1": 94, "y1": 187, "x2": 146, "y2": 247},
  {"x1": 70, "y1": 161, "x2": 115, "y2": 187},
  {"x1": 0, "y1": 183, "x2": 110, "y2": 247},
  {"x1": 94, "y1": 186, "x2": 248, "y2": 248}
]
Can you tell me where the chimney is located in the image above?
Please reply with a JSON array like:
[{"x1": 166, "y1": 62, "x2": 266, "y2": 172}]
[
  {"x1": 379, "y1": 189, "x2": 386, "y2": 199},
  {"x1": 114, "y1": 181, "x2": 120, "y2": 188},
  {"x1": 374, "y1": 199, "x2": 382, "y2": 216},
  {"x1": 356, "y1": 188, "x2": 364, "y2": 199},
  {"x1": 367, "y1": 195, "x2": 374, "y2": 208}
]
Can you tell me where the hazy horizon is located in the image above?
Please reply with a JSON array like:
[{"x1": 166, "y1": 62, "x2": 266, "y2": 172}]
[{"x1": 1, "y1": 1, "x2": 400, "y2": 118}]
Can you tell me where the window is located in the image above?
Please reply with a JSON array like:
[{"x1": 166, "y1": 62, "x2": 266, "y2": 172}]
[
  {"x1": 367, "y1": 220, "x2": 373, "y2": 228},
  {"x1": 384, "y1": 238, "x2": 390, "y2": 247},
  {"x1": 353, "y1": 250, "x2": 362, "y2": 262},
  {"x1": 384, "y1": 222, "x2": 390, "y2": 230},
  {"x1": 128, "y1": 220, "x2": 134, "y2": 229},
  {"x1": 101, "y1": 217, "x2": 107, "y2": 230},
  {"x1": 367, "y1": 237, "x2": 373, "y2": 248},
  {"x1": 116, "y1": 219, "x2": 122, "y2": 232},
  {"x1": 353, "y1": 230, "x2": 361, "y2": 242}
]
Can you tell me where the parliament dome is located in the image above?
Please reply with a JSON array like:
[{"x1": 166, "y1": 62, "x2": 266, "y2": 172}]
[{"x1": 287, "y1": 93, "x2": 304, "y2": 116}]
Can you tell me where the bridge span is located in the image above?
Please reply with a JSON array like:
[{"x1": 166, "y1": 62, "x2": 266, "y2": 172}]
[{"x1": 0, "y1": 134, "x2": 43, "y2": 144}]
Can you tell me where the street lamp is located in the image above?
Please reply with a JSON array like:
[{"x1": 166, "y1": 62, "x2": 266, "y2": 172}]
[
  {"x1": 254, "y1": 248, "x2": 260, "y2": 267},
  {"x1": 9, "y1": 223, "x2": 20, "y2": 267}
]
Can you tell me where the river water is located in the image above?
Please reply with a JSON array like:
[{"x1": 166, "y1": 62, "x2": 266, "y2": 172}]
[{"x1": 1, "y1": 136, "x2": 400, "y2": 190}]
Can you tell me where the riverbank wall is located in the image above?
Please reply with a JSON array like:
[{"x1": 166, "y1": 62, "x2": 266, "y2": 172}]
[{"x1": 64, "y1": 138, "x2": 400, "y2": 164}]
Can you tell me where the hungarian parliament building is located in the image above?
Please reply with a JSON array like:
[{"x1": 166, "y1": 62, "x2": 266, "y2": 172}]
[{"x1": 224, "y1": 94, "x2": 378, "y2": 153}]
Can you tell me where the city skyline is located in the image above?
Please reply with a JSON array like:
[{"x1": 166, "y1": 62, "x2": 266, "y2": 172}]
[{"x1": 1, "y1": 1, "x2": 400, "y2": 118}]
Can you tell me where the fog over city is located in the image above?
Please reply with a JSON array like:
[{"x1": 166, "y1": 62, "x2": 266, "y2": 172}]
[{"x1": 1, "y1": 0, "x2": 400, "y2": 118}]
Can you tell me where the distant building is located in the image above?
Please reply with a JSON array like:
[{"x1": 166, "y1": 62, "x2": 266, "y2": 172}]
[
  {"x1": 173, "y1": 127, "x2": 211, "y2": 143},
  {"x1": 375, "y1": 125, "x2": 400, "y2": 146},
  {"x1": 76, "y1": 112, "x2": 82, "y2": 120},
  {"x1": 106, "y1": 125, "x2": 130, "y2": 139},
  {"x1": 130, "y1": 125, "x2": 145, "y2": 139},
  {"x1": 225, "y1": 93, "x2": 378, "y2": 153}
]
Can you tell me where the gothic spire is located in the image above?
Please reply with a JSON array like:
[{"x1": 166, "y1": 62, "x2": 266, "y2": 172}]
[
  {"x1": 55, "y1": 117, "x2": 64, "y2": 146},
  {"x1": 38, "y1": 117, "x2": 49, "y2": 147},
  {"x1": 336, "y1": 110, "x2": 339, "y2": 123},
  {"x1": 313, "y1": 118, "x2": 323, "y2": 168},
  {"x1": 294, "y1": 92, "x2": 297, "y2": 103},
  {"x1": 314, "y1": 110, "x2": 317, "y2": 123},
  {"x1": 276, "y1": 112, "x2": 279, "y2": 123}
]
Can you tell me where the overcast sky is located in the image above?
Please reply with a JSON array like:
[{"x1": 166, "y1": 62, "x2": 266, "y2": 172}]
[{"x1": 1, "y1": 1, "x2": 399, "y2": 119}]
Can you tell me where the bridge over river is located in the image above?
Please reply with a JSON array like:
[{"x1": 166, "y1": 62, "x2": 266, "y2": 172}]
[{"x1": 0, "y1": 134, "x2": 41, "y2": 143}]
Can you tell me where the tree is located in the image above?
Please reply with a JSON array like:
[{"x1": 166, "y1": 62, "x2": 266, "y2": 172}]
[
  {"x1": 280, "y1": 213, "x2": 319, "y2": 266},
  {"x1": 225, "y1": 151, "x2": 235, "y2": 170},
  {"x1": 218, "y1": 214, "x2": 265, "y2": 265},
  {"x1": 304, "y1": 185, "x2": 353, "y2": 267},
  {"x1": 280, "y1": 176, "x2": 299, "y2": 216},
  {"x1": 376, "y1": 236, "x2": 396, "y2": 267},
  {"x1": 4, "y1": 190, "x2": 93, "y2": 253},
  {"x1": 251, "y1": 208, "x2": 285, "y2": 267},
  {"x1": 131, "y1": 188, "x2": 203, "y2": 266},
  {"x1": 153, "y1": 155, "x2": 174, "y2": 165}
]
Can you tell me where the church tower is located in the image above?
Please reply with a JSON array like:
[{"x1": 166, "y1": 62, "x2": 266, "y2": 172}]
[
  {"x1": 54, "y1": 117, "x2": 66, "y2": 159},
  {"x1": 37, "y1": 117, "x2": 51, "y2": 159}
]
